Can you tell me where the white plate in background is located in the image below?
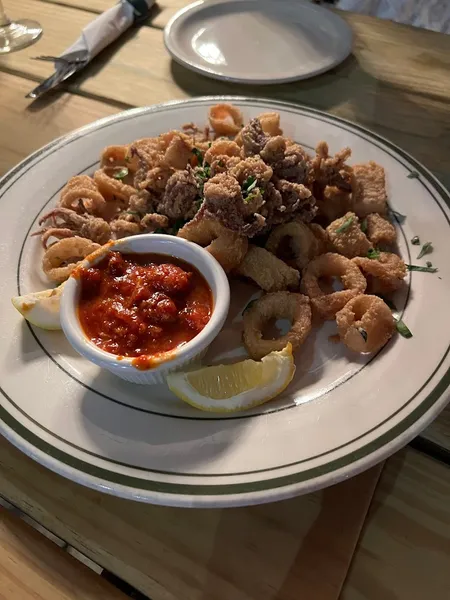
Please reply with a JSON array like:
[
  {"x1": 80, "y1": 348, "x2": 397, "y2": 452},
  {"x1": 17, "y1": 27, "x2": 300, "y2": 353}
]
[{"x1": 164, "y1": 0, "x2": 353, "y2": 83}]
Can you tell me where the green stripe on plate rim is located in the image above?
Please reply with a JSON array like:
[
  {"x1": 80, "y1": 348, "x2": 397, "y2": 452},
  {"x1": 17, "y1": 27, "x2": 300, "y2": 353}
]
[{"x1": 1, "y1": 96, "x2": 449, "y2": 498}]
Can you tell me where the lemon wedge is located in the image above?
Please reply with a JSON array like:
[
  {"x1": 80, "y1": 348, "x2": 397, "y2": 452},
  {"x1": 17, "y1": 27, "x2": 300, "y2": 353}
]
[
  {"x1": 11, "y1": 284, "x2": 65, "y2": 330},
  {"x1": 167, "y1": 344, "x2": 295, "y2": 413}
]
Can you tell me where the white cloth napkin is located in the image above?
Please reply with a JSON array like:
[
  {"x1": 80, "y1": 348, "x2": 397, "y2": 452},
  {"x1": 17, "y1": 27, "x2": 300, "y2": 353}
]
[{"x1": 61, "y1": 0, "x2": 155, "y2": 62}]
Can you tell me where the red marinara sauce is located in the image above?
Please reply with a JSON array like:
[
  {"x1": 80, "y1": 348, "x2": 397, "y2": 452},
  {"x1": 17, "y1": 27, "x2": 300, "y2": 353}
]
[{"x1": 77, "y1": 251, "x2": 213, "y2": 369}]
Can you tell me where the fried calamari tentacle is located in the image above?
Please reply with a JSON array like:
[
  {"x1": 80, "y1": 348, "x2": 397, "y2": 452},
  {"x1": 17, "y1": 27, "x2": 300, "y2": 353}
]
[
  {"x1": 208, "y1": 104, "x2": 244, "y2": 135},
  {"x1": 34, "y1": 207, "x2": 111, "y2": 248},
  {"x1": 336, "y1": 295, "x2": 395, "y2": 353},
  {"x1": 236, "y1": 246, "x2": 300, "y2": 292},
  {"x1": 365, "y1": 213, "x2": 396, "y2": 246},
  {"x1": 177, "y1": 218, "x2": 248, "y2": 273},
  {"x1": 310, "y1": 141, "x2": 353, "y2": 192},
  {"x1": 157, "y1": 168, "x2": 199, "y2": 221},
  {"x1": 326, "y1": 212, "x2": 371, "y2": 258},
  {"x1": 241, "y1": 118, "x2": 268, "y2": 156},
  {"x1": 351, "y1": 161, "x2": 388, "y2": 217},
  {"x1": 94, "y1": 169, "x2": 137, "y2": 204},
  {"x1": 140, "y1": 213, "x2": 169, "y2": 233},
  {"x1": 202, "y1": 174, "x2": 266, "y2": 237},
  {"x1": 110, "y1": 218, "x2": 141, "y2": 239},
  {"x1": 59, "y1": 175, "x2": 107, "y2": 217},
  {"x1": 353, "y1": 252, "x2": 406, "y2": 294},
  {"x1": 301, "y1": 253, "x2": 367, "y2": 320},
  {"x1": 42, "y1": 237, "x2": 100, "y2": 283},
  {"x1": 265, "y1": 222, "x2": 321, "y2": 270},
  {"x1": 243, "y1": 292, "x2": 312, "y2": 360}
]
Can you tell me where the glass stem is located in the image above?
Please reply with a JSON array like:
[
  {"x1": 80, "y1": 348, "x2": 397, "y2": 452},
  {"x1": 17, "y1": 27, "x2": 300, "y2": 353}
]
[{"x1": 0, "y1": 1, "x2": 11, "y2": 27}]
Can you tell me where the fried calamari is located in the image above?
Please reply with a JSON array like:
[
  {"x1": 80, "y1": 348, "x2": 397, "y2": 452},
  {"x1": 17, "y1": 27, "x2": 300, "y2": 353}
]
[{"x1": 243, "y1": 292, "x2": 312, "y2": 359}]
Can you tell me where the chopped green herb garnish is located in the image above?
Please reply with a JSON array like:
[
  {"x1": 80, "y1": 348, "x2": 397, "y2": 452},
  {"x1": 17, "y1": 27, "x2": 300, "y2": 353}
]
[
  {"x1": 153, "y1": 228, "x2": 166, "y2": 234},
  {"x1": 367, "y1": 248, "x2": 380, "y2": 260},
  {"x1": 417, "y1": 241, "x2": 433, "y2": 259},
  {"x1": 208, "y1": 142, "x2": 212, "y2": 148},
  {"x1": 378, "y1": 296, "x2": 413, "y2": 339},
  {"x1": 407, "y1": 171, "x2": 420, "y2": 179},
  {"x1": 192, "y1": 147, "x2": 203, "y2": 166},
  {"x1": 357, "y1": 327, "x2": 368, "y2": 342},
  {"x1": 335, "y1": 216, "x2": 354, "y2": 234},
  {"x1": 360, "y1": 218, "x2": 368, "y2": 233},
  {"x1": 411, "y1": 235, "x2": 420, "y2": 245},
  {"x1": 389, "y1": 209, "x2": 406, "y2": 223},
  {"x1": 125, "y1": 210, "x2": 141, "y2": 216},
  {"x1": 426, "y1": 261, "x2": 432, "y2": 268},
  {"x1": 406, "y1": 264, "x2": 438, "y2": 273},
  {"x1": 243, "y1": 299, "x2": 258, "y2": 314},
  {"x1": 218, "y1": 160, "x2": 225, "y2": 167},
  {"x1": 113, "y1": 167, "x2": 128, "y2": 180},
  {"x1": 396, "y1": 320, "x2": 413, "y2": 338},
  {"x1": 242, "y1": 175, "x2": 257, "y2": 193}
]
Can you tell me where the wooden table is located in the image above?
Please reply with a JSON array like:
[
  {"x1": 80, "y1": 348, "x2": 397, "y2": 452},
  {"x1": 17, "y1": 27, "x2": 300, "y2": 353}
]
[{"x1": 0, "y1": 2, "x2": 449, "y2": 599}]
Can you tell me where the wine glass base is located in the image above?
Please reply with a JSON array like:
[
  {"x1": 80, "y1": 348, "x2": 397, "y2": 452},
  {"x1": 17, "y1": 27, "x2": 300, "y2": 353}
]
[{"x1": 0, "y1": 19, "x2": 43, "y2": 54}]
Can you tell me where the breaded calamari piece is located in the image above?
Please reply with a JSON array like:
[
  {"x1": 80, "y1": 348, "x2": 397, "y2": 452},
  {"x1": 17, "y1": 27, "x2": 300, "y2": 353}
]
[
  {"x1": 336, "y1": 295, "x2": 395, "y2": 353},
  {"x1": 353, "y1": 252, "x2": 406, "y2": 294},
  {"x1": 236, "y1": 246, "x2": 300, "y2": 292},
  {"x1": 351, "y1": 161, "x2": 388, "y2": 217},
  {"x1": 301, "y1": 253, "x2": 367, "y2": 320},
  {"x1": 327, "y1": 212, "x2": 371, "y2": 258},
  {"x1": 365, "y1": 213, "x2": 396, "y2": 246},
  {"x1": 178, "y1": 217, "x2": 248, "y2": 273},
  {"x1": 243, "y1": 292, "x2": 312, "y2": 359}
]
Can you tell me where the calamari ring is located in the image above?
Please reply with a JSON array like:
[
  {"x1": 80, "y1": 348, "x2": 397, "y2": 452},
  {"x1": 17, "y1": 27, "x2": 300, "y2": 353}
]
[
  {"x1": 265, "y1": 222, "x2": 320, "y2": 270},
  {"x1": 59, "y1": 176, "x2": 107, "y2": 216},
  {"x1": 236, "y1": 245, "x2": 300, "y2": 292},
  {"x1": 177, "y1": 218, "x2": 248, "y2": 273},
  {"x1": 353, "y1": 252, "x2": 406, "y2": 294},
  {"x1": 257, "y1": 112, "x2": 282, "y2": 137},
  {"x1": 100, "y1": 145, "x2": 131, "y2": 169},
  {"x1": 42, "y1": 237, "x2": 100, "y2": 283},
  {"x1": 301, "y1": 252, "x2": 367, "y2": 320},
  {"x1": 209, "y1": 104, "x2": 243, "y2": 135},
  {"x1": 93, "y1": 169, "x2": 137, "y2": 204},
  {"x1": 243, "y1": 292, "x2": 312, "y2": 360},
  {"x1": 336, "y1": 294, "x2": 395, "y2": 353},
  {"x1": 204, "y1": 140, "x2": 241, "y2": 165}
]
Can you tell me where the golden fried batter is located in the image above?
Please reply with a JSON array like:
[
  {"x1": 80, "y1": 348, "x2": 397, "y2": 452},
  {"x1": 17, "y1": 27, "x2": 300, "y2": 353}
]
[
  {"x1": 336, "y1": 295, "x2": 395, "y2": 353},
  {"x1": 353, "y1": 252, "x2": 406, "y2": 294},
  {"x1": 327, "y1": 212, "x2": 371, "y2": 258},
  {"x1": 301, "y1": 253, "x2": 367, "y2": 320},
  {"x1": 365, "y1": 213, "x2": 396, "y2": 246},
  {"x1": 243, "y1": 292, "x2": 312, "y2": 360},
  {"x1": 236, "y1": 246, "x2": 300, "y2": 292},
  {"x1": 351, "y1": 161, "x2": 388, "y2": 217}
]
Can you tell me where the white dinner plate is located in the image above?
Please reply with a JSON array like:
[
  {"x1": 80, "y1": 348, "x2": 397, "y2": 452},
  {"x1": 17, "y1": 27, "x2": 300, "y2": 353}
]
[
  {"x1": 164, "y1": 0, "x2": 353, "y2": 83},
  {"x1": 0, "y1": 97, "x2": 449, "y2": 508}
]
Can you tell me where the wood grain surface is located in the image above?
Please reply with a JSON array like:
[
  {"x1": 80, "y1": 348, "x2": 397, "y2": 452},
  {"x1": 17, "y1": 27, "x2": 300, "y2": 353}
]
[
  {"x1": 2, "y1": 1, "x2": 450, "y2": 188},
  {"x1": 342, "y1": 449, "x2": 450, "y2": 599},
  {"x1": 0, "y1": 507, "x2": 127, "y2": 600},
  {"x1": 0, "y1": 2, "x2": 449, "y2": 598},
  {"x1": 0, "y1": 436, "x2": 382, "y2": 600}
]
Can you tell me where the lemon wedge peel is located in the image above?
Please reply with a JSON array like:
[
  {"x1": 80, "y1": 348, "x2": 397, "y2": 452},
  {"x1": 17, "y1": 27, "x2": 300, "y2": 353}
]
[
  {"x1": 167, "y1": 344, "x2": 295, "y2": 413},
  {"x1": 11, "y1": 283, "x2": 65, "y2": 330}
]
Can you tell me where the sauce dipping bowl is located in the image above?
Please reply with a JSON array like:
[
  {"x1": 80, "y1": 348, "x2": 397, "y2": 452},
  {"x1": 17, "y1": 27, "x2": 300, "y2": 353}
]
[{"x1": 60, "y1": 234, "x2": 230, "y2": 385}]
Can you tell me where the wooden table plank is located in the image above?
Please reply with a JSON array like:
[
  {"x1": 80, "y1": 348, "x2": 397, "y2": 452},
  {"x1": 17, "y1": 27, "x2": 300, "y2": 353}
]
[
  {"x1": 420, "y1": 405, "x2": 450, "y2": 453},
  {"x1": 0, "y1": 71, "x2": 120, "y2": 176},
  {"x1": 0, "y1": 507, "x2": 127, "y2": 600},
  {"x1": 2, "y1": 1, "x2": 449, "y2": 188},
  {"x1": 341, "y1": 448, "x2": 450, "y2": 600},
  {"x1": 0, "y1": 436, "x2": 381, "y2": 600}
]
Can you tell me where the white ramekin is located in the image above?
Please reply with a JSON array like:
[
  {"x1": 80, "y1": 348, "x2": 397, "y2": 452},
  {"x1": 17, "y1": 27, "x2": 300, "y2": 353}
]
[{"x1": 60, "y1": 234, "x2": 230, "y2": 384}]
